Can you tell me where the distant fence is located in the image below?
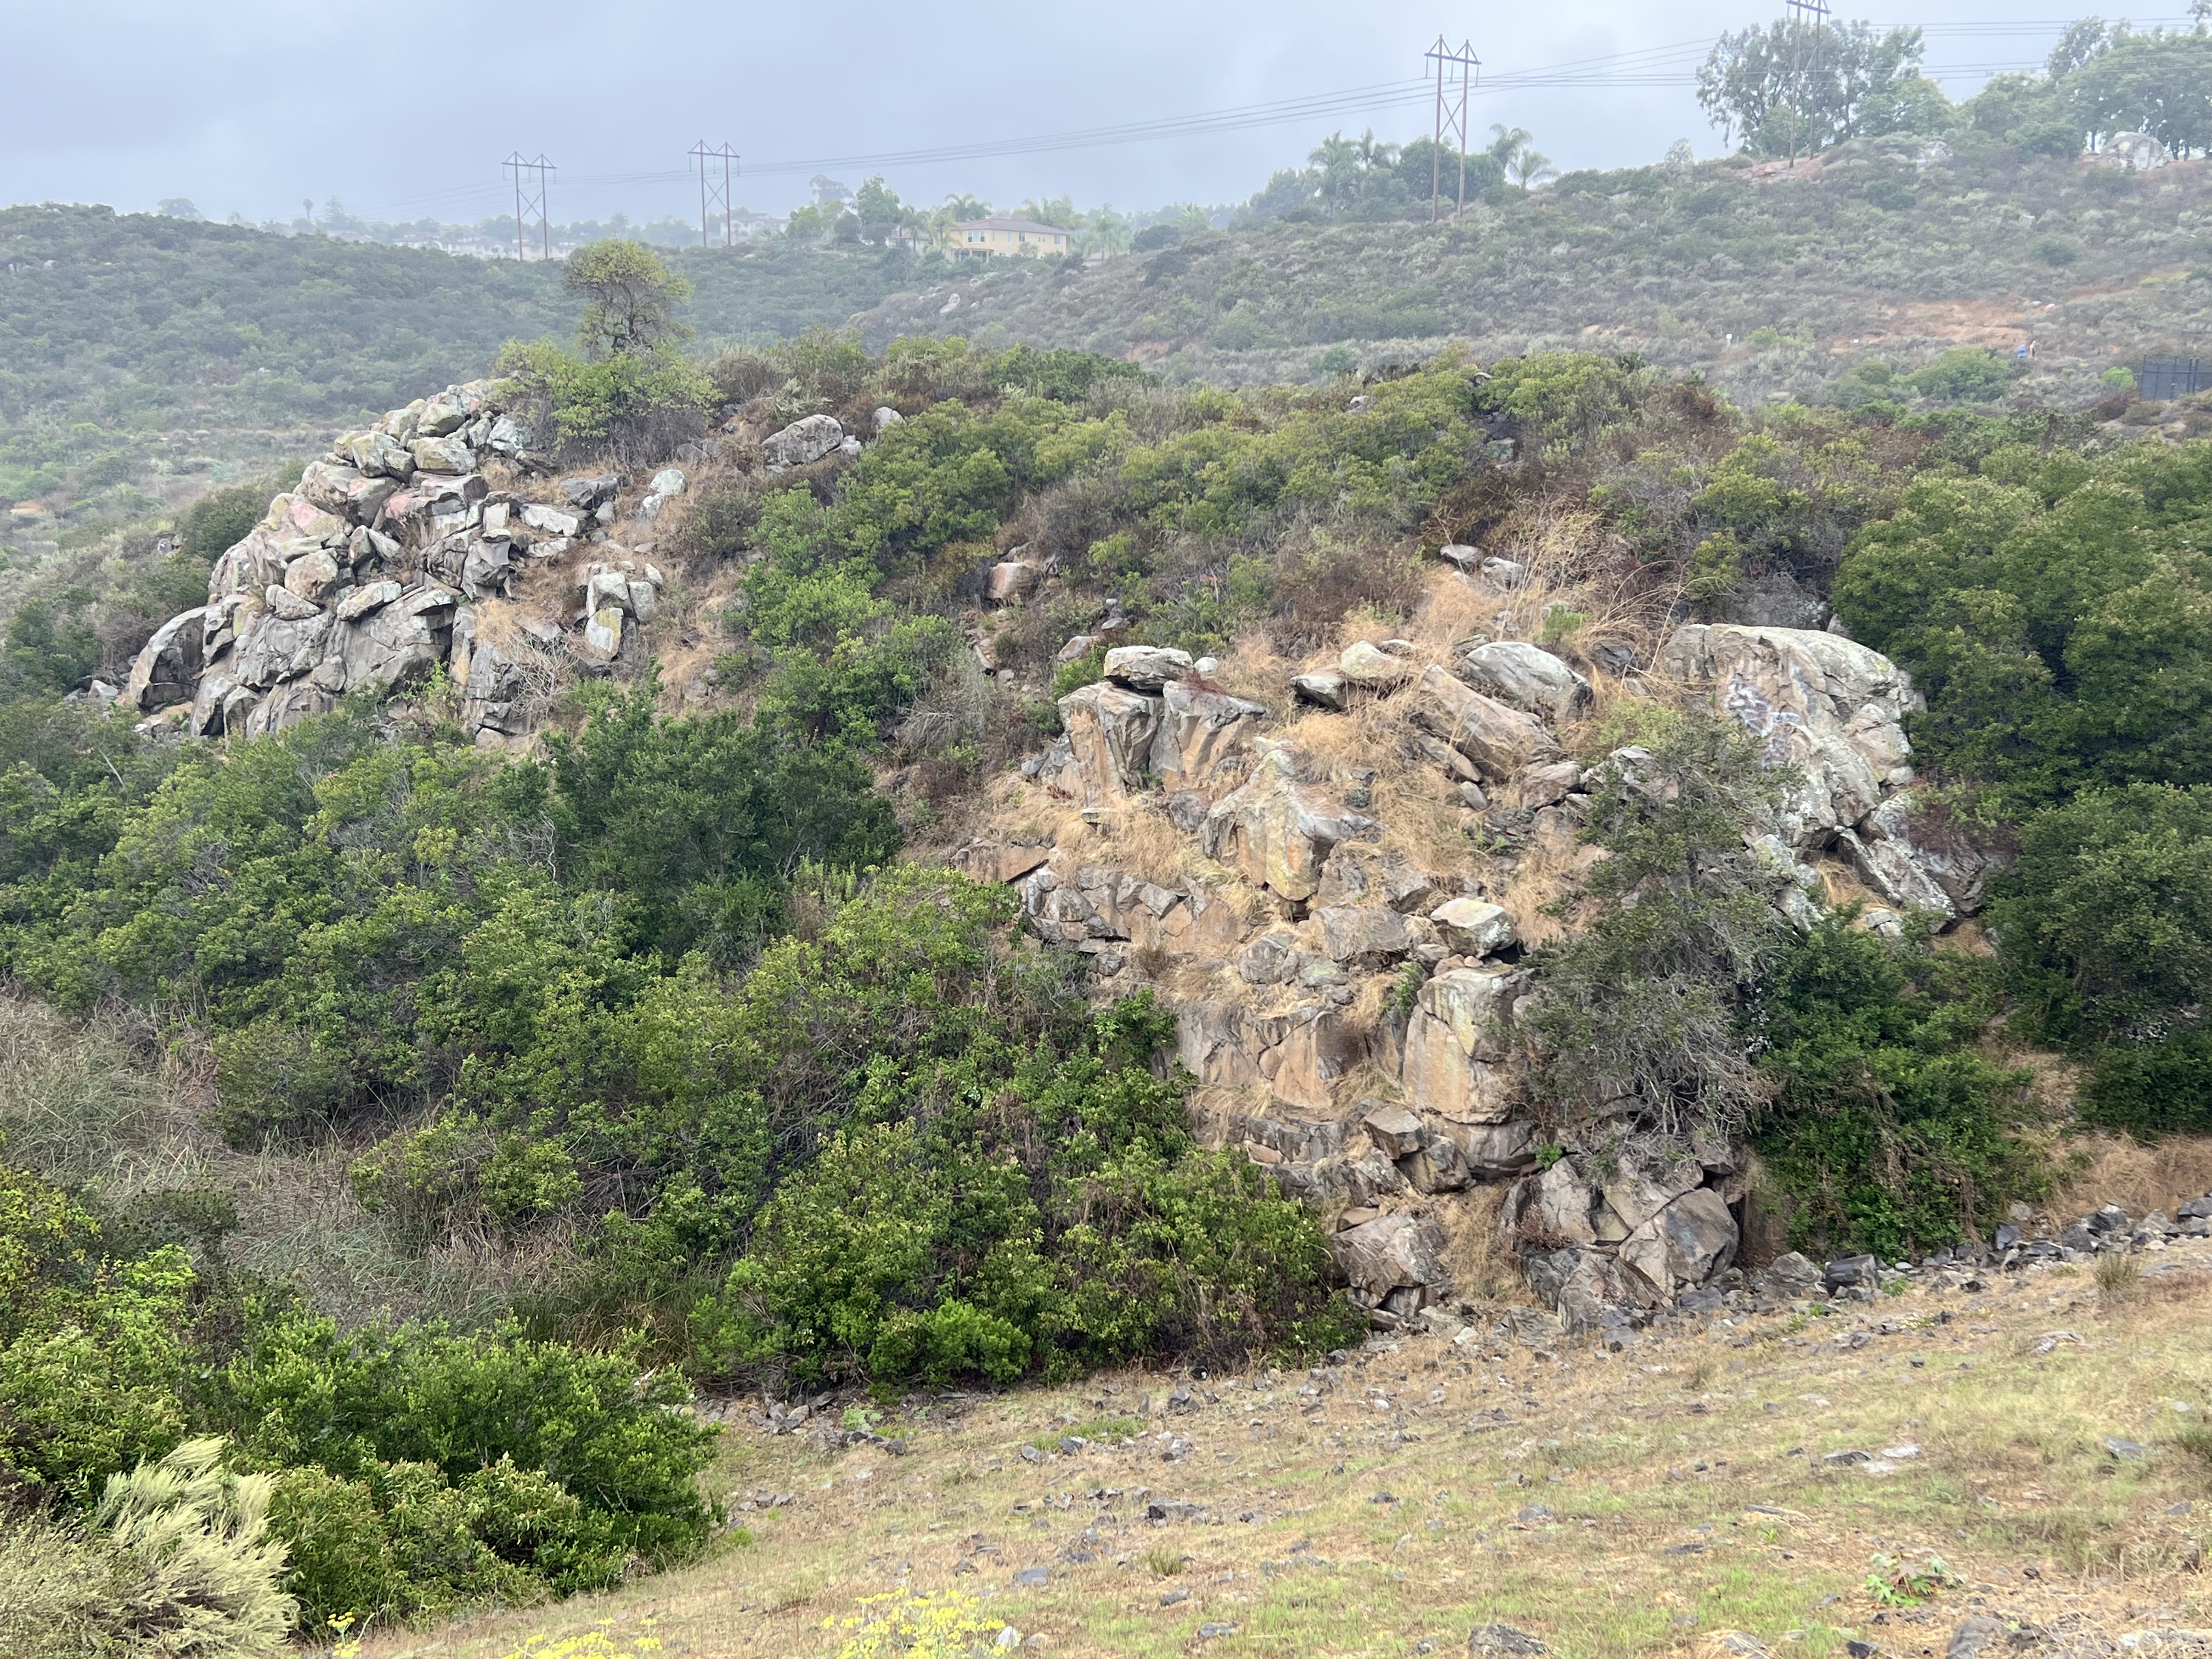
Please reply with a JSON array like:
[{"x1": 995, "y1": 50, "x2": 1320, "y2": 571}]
[{"x1": 2140, "y1": 357, "x2": 2210, "y2": 399}]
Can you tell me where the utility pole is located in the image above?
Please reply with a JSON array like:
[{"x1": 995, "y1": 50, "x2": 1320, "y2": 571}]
[
  {"x1": 1784, "y1": 0, "x2": 1831, "y2": 170},
  {"x1": 690, "y1": 140, "x2": 739, "y2": 248},
  {"x1": 1426, "y1": 37, "x2": 1481, "y2": 222},
  {"x1": 502, "y1": 153, "x2": 554, "y2": 259}
]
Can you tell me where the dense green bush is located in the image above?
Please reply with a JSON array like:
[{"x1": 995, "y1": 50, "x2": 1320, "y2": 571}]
[
  {"x1": 1835, "y1": 441, "x2": 2212, "y2": 807},
  {"x1": 1985, "y1": 785, "x2": 2212, "y2": 1135},
  {"x1": 1753, "y1": 916, "x2": 2042, "y2": 1257},
  {"x1": 0, "y1": 1154, "x2": 716, "y2": 1635}
]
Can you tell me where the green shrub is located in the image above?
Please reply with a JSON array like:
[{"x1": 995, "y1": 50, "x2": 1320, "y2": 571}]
[{"x1": 1753, "y1": 916, "x2": 2044, "y2": 1259}]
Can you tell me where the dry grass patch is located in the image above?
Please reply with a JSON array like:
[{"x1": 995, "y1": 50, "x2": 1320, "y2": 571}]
[{"x1": 359, "y1": 1239, "x2": 2212, "y2": 1659}]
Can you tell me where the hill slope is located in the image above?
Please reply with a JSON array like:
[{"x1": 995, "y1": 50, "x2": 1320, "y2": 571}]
[
  {"x1": 856, "y1": 142, "x2": 2212, "y2": 410},
  {"x1": 0, "y1": 205, "x2": 933, "y2": 543}
]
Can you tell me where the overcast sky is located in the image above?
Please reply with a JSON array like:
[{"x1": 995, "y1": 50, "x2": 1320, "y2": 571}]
[{"x1": 0, "y1": 1, "x2": 2170, "y2": 229}]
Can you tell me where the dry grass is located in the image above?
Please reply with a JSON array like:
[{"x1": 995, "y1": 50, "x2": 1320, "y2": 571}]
[
  {"x1": 360, "y1": 1241, "x2": 2212, "y2": 1659},
  {"x1": 2047, "y1": 1133, "x2": 2212, "y2": 1226}
]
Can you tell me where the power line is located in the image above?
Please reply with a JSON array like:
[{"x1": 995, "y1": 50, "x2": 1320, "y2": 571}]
[{"x1": 358, "y1": 19, "x2": 2204, "y2": 223}]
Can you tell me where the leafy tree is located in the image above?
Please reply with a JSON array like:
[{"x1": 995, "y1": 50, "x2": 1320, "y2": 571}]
[
  {"x1": 2068, "y1": 29, "x2": 2212, "y2": 156},
  {"x1": 563, "y1": 239, "x2": 693, "y2": 359},
  {"x1": 1697, "y1": 18, "x2": 1930, "y2": 155}
]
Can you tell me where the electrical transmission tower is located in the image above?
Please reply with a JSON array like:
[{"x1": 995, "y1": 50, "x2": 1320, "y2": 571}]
[
  {"x1": 690, "y1": 140, "x2": 740, "y2": 247},
  {"x1": 1426, "y1": 37, "x2": 1481, "y2": 221},
  {"x1": 503, "y1": 153, "x2": 554, "y2": 260},
  {"x1": 1784, "y1": 0, "x2": 1832, "y2": 170}
]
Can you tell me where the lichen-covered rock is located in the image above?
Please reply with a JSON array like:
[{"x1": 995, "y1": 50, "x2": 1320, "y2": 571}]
[
  {"x1": 1428, "y1": 897, "x2": 1516, "y2": 956},
  {"x1": 1401, "y1": 966, "x2": 1526, "y2": 1122},
  {"x1": 761, "y1": 414, "x2": 847, "y2": 470},
  {"x1": 1339, "y1": 640, "x2": 1415, "y2": 689},
  {"x1": 284, "y1": 549, "x2": 343, "y2": 606},
  {"x1": 1457, "y1": 641, "x2": 1592, "y2": 726},
  {"x1": 1200, "y1": 740, "x2": 1374, "y2": 901},
  {"x1": 1662, "y1": 623, "x2": 1923, "y2": 848},
  {"x1": 1409, "y1": 665, "x2": 1558, "y2": 780},
  {"x1": 1844, "y1": 793, "x2": 1990, "y2": 918},
  {"x1": 234, "y1": 608, "x2": 334, "y2": 688}
]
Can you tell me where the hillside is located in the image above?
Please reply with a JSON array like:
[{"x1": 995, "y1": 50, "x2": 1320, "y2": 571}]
[
  {"x1": 0, "y1": 205, "x2": 940, "y2": 549},
  {"x1": 855, "y1": 141, "x2": 2212, "y2": 413},
  {"x1": 7, "y1": 240, "x2": 2212, "y2": 1651}
]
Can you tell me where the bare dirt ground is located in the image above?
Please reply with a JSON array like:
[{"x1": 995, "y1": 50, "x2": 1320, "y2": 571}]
[{"x1": 362, "y1": 1239, "x2": 2212, "y2": 1659}]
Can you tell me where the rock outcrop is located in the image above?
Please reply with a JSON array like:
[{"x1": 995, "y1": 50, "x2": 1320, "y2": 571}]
[{"x1": 1663, "y1": 622, "x2": 1989, "y2": 919}]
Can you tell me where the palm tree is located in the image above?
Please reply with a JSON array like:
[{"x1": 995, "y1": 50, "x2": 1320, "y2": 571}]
[
  {"x1": 1488, "y1": 125, "x2": 1558, "y2": 190},
  {"x1": 1487, "y1": 124, "x2": 1534, "y2": 167},
  {"x1": 1510, "y1": 149, "x2": 1559, "y2": 190}
]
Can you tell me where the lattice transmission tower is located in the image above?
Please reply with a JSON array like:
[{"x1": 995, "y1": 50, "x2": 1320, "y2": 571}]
[
  {"x1": 1426, "y1": 36, "x2": 1482, "y2": 221},
  {"x1": 690, "y1": 140, "x2": 739, "y2": 247},
  {"x1": 503, "y1": 153, "x2": 554, "y2": 260}
]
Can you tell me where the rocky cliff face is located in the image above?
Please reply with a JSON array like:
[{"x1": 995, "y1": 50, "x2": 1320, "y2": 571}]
[
  {"x1": 961, "y1": 576, "x2": 1985, "y2": 1338},
  {"x1": 117, "y1": 382, "x2": 1985, "y2": 1339}
]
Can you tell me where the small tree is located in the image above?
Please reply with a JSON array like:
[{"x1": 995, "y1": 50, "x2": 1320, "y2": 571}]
[
  {"x1": 1528, "y1": 714, "x2": 1791, "y2": 1139},
  {"x1": 565, "y1": 239, "x2": 693, "y2": 360}
]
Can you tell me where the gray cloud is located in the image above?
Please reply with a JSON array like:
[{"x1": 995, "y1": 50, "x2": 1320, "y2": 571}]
[{"x1": 0, "y1": 0, "x2": 2094, "y2": 225}]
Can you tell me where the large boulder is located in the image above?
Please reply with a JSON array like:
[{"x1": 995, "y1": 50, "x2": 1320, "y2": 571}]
[
  {"x1": 124, "y1": 608, "x2": 207, "y2": 711},
  {"x1": 1428, "y1": 897, "x2": 1516, "y2": 956},
  {"x1": 1620, "y1": 1187, "x2": 1739, "y2": 1299},
  {"x1": 1054, "y1": 681, "x2": 1163, "y2": 805},
  {"x1": 1400, "y1": 966, "x2": 1526, "y2": 1122},
  {"x1": 332, "y1": 595, "x2": 454, "y2": 694},
  {"x1": 1843, "y1": 793, "x2": 1990, "y2": 918},
  {"x1": 1150, "y1": 679, "x2": 1268, "y2": 793},
  {"x1": 1200, "y1": 741, "x2": 1374, "y2": 901},
  {"x1": 1317, "y1": 905, "x2": 1415, "y2": 966},
  {"x1": 1103, "y1": 645, "x2": 1192, "y2": 692},
  {"x1": 1175, "y1": 1000, "x2": 1262, "y2": 1087},
  {"x1": 1409, "y1": 665, "x2": 1558, "y2": 780},
  {"x1": 1457, "y1": 641, "x2": 1592, "y2": 727},
  {"x1": 1662, "y1": 624, "x2": 1922, "y2": 848},
  {"x1": 761, "y1": 414, "x2": 847, "y2": 470},
  {"x1": 206, "y1": 526, "x2": 295, "y2": 605},
  {"x1": 233, "y1": 608, "x2": 334, "y2": 689},
  {"x1": 1338, "y1": 640, "x2": 1415, "y2": 690},
  {"x1": 1331, "y1": 1213, "x2": 1451, "y2": 1303}
]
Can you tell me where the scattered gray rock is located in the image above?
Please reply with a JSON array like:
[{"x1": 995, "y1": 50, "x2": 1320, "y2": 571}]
[
  {"x1": 1468, "y1": 1624, "x2": 1547, "y2": 1657},
  {"x1": 761, "y1": 414, "x2": 847, "y2": 470}
]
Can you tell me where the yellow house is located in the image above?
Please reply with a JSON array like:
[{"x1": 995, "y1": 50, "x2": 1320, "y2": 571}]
[{"x1": 946, "y1": 216, "x2": 1073, "y2": 259}]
